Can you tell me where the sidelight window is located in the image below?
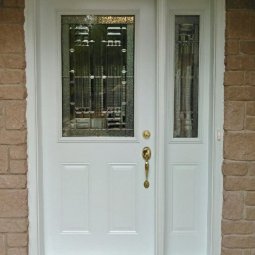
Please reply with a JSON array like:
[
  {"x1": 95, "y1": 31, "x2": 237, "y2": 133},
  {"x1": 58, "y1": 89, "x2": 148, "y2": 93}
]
[{"x1": 173, "y1": 15, "x2": 199, "y2": 138}]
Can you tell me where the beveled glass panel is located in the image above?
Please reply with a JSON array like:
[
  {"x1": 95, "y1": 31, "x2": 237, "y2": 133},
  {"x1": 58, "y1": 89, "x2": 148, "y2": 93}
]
[
  {"x1": 62, "y1": 15, "x2": 135, "y2": 137},
  {"x1": 173, "y1": 15, "x2": 199, "y2": 138}
]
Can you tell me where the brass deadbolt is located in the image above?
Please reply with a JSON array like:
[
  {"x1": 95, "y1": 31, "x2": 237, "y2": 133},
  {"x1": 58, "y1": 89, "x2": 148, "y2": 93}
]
[{"x1": 143, "y1": 130, "x2": 151, "y2": 139}]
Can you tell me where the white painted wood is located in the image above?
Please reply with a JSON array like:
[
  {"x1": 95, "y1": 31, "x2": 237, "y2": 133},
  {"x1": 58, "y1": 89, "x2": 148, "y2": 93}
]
[
  {"x1": 38, "y1": 0, "x2": 156, "y2": 254},
  {"x1": 170, "y1": 164, "x2": 199, "y2": 232},
  {"x1": 207, "y1": 0, "x2": 225, "y2": 254},
  {"x1": 108, "y1": 164, "x2": 137, "y2": 233},
  {"x1": 164, "y1": 0, "x2": 216, "y2": 254},
  {"x1": 155, "y1": 0, "x2": 167, "y2": 254},
  {"x1": 61, "y1": 164, "x2": 90, "y2": 233},
  {"x1": 24, "y1": 0, "x2": 45, "y2": 254},
  {"x1": 25, "y1": 0, "x2": 225, "y2": 254}
]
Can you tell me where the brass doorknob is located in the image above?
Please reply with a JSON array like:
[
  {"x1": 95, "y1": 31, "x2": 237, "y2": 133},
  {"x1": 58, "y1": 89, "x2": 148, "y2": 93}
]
[{"x1": 142, "y1": 147, "x2": 151, "y2": 161}]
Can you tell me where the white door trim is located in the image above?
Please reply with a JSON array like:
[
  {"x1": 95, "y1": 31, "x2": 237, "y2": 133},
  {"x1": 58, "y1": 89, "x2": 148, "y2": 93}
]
[
  {"x1": 25, "y1": 0, "x2": 225, "y2": 254},
  {"x1": 207, "y1": 0, "x2": 225, "y2": 253}
]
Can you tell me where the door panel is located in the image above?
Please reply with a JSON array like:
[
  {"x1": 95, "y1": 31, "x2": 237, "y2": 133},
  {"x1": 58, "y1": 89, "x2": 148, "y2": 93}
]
[
  {"x1": 39, "y1": 0, "x2": 156, "y2": 254},
  {"x1": 61, "y1": 163, "x2": 90, "y2": 233}
]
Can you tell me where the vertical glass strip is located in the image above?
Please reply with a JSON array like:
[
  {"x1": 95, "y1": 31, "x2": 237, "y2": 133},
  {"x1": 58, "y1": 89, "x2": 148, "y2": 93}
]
[
  {"x1": 62, "y1": 15, "x2": 135, "y2": 137},
  {"x1": 173, "y1": 15, "x2": 199, "y2": 138}
]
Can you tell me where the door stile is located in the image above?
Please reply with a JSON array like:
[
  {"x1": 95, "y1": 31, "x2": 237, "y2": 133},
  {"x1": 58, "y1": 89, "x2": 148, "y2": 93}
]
[{"x1": 155, "y1": 0, "x2": 167, "y2": 254}]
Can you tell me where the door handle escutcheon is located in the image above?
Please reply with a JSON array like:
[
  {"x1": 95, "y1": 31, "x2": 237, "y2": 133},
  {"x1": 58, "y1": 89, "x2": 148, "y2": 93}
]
[{"x1": 142, "y1": 147, "x2": 151, "y2": 189}]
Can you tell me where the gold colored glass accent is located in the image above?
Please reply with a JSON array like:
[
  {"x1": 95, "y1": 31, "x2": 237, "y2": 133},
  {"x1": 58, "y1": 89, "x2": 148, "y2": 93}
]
[
  {"x1": 173, "y1": 15, "x2": 199, "y2": 138},
  {"x1": 97, "y1": 16, "x2": 134, "y2": 24},
  {"x1": 61, "y1": 15, "x2": 135, "y2": 137}
]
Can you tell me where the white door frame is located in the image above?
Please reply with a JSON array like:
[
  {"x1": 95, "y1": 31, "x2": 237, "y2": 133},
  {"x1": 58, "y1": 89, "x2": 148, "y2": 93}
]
[{"x1": 24, "y1": 0, "x2": 225, "y2": 254}]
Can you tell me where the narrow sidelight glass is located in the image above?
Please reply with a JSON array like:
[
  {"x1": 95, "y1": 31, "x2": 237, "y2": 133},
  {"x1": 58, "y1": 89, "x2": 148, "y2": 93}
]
[
  {"x1": 173, "y1": 15, "x2": 199, "y2": 138},
  {"x1": 62, "y1": 15, "x2": 135, "y2": 137}
]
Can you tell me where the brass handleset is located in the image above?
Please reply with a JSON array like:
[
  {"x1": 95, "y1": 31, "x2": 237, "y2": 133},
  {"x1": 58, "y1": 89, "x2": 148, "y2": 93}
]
[{"x1": 142, "y1": 147, "x2": 151, "y2": 189}]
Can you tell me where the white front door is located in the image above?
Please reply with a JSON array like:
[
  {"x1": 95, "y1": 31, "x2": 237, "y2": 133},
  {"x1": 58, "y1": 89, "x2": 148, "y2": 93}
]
[
  {"x1": 39, "y1": 0, "x2": 156, "y2": 254},
  {"x1": 38, "y1": 0, "x2": 212, "y2": 254}
]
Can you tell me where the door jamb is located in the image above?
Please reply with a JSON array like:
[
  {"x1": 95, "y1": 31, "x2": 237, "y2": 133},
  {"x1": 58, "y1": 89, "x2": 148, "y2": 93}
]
[{"x1": 25, "y1": 0, "x2": 225, "y2": 254}]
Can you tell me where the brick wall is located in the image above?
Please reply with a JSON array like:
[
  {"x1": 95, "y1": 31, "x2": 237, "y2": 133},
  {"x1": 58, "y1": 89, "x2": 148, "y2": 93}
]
[
  {"x1": 0, "y1": 0, "x2": 254, "y2": 255},
  {"x1": 0, "y1": 0, "x2": 28, "y2": 255},
  {"x1": 222, "y1": 0, "x2": 255, "y2": 254}
]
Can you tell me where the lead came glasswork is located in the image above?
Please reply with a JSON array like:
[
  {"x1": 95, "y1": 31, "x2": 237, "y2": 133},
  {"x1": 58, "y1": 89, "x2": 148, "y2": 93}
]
[
  {"x1": 173, "y1": 16, "x2": 199, "y2": 138},
  {"x1": 62, "y1": 15, "x2": 135, "y2": 137}
]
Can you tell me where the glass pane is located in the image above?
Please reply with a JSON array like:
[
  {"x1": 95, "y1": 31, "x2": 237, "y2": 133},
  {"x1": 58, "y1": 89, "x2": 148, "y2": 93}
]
[
  {"x1": 62, "y1": 15, "x2": 135, "y2": 137},
  {"x1": 173, "y1": 15, "x2": 199, "y2": 138}
]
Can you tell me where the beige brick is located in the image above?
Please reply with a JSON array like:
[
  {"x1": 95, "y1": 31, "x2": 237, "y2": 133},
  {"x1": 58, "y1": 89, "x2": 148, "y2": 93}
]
[
  {"x1": 9, "y1": 160, "x2": 27, "y2": 174},
  {"x1": 232, "y1": 55, "x2": 255, "y2": 70},
  {"x1": 223, "y1": 191, "x2": 244, "y2": 219},
  {"x1": 225, "y1": 55, "x2": 241, "y2": 70},
  {"x1": 244, "y1": 250, "x2": 252, "y2": 255},
  {"x1": 9, "y1": 145, "x2": 27, "y2": 160},
  {"x1": 0, "y1": 4, "x2": 28, "y2": 255},
  {"x1": 249, "y1": 163, "x2": 255, "y2": 176},
  {"x1": 223, "y1": 235, "x2": 255, "y2": 248},
  {"x1": 247, "y1": 102, "x2": 255, "y2": 116},
  {"x1": 226, "y1": 40, "x2": 240, "y2": 55},
  {"x1": 223, "y1": 161, "x2": 248, "y2": 176},
  {"x1": 7, "y1": 248, "x2": 27, "y2": 255},
  {"x1": 225, "y1": 71, "x2": 244, "y2": 85},
  {"x1": 224, "y1": 101, "x2": 245, "y2": 130},
  {"x1": 227, "y1": 11, "x2": 255, "y2": 40},
  {"x1": 224, "y1": 177, "x2": 255, "y2": 191},
  {"x1": 0, "y1": 146, "x2": 8, "y2": 173},
  {"x1": 240, "y1": 56, "x2": 255, "y2": 70},
  {"x1": 5, "y1": 101, "x2": 26, "y2": 129},
  {"x1": 246, "y1": 207, "x2": 255, "y2": 220},
  {"x1": 222, "y1": 220, "x2": 255, "y2": 234},
  {"x1": 0, "y1": 54, "x2": 25, "y2": 69},
  {"x1": 246, "y1": 192, "x2": 255, "y2": 206},
  {"x1": 226, "y1": 55, "x2": 255, "y2": 71},
  {"x1": 226, "y1": 11, "x2": 250, "y2": 38},
  {"x1": 7, "y1": 233, "x2": 27, "y2": 247},
  {"x1": 0, "y1": 9, "x2": 24, "y2": 24},
  {"x1": 0, "y1": 219, "x2": 27, "y2": 233},
  {"x1": 226, "y1": 0, "x2": 255, "y2": 9},
  {"x1": 0, "y1": 85, "x2": 27, "y2": 100},
  {"x1": 3, "y1": 0, "x2": 25, "y2": 8},
  {"x1": 0, "y1": 25, "x2": 24, "y2": 54},
  {"x1": 0, "y1": 190, "x2": 27, "y2": 217},
  {"x1": 0, "y1": 102, "x2": 4, "y2": 115},
  {"x1": 224, "y1": 133, "x2": 255, "y2": 161},
  {"x1": 0, "y1": 175, "x2": 26, "y2": 189},
  {"x1": 0, "y1": 70, "x2": 25, "y2": 84},
  {"x1": 0, "y1": 130, "x2": 26, "y2": 145},
  {"x1": 225, "y1": 86, "x2": 255, "y2": 101},
  {"x1": 0, "y1": 116, "x2": 5, "y2": 129},
  {"x1": 245, "y1": 72, "x2": 255, "y2": 86},
  {"x1": 240, "y1": 41, "x2": 255, "y2": 54},
  {"x1": 222, "y1": 248, "x2": 242, "y2": 255},
  {"x1": 0, "y1": 234, "x2": 5, "y2": 255},
  {"x1": 246, "y1": 117, "x2": 255, "y2": 131}
]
